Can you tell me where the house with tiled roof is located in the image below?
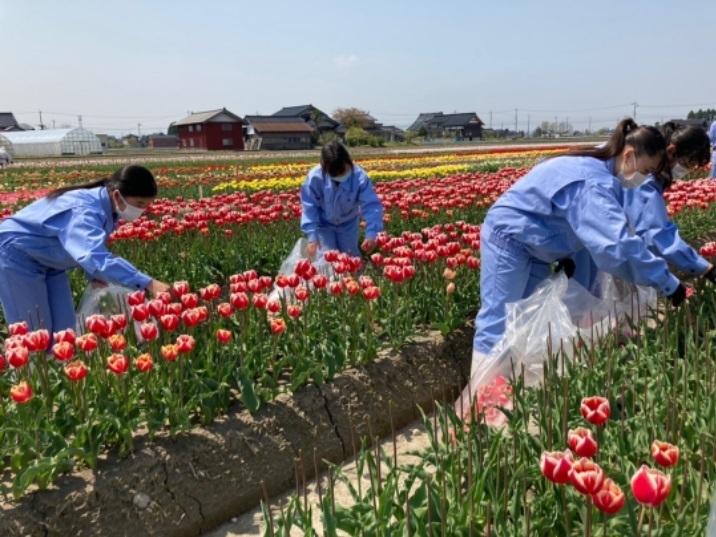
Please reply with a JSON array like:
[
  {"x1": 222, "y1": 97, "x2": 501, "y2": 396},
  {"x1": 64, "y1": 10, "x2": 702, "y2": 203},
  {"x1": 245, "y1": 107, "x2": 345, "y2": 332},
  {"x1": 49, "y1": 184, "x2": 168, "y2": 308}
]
[{"x1": 175, "y1": 108, "x2": 245, "y2": 151}]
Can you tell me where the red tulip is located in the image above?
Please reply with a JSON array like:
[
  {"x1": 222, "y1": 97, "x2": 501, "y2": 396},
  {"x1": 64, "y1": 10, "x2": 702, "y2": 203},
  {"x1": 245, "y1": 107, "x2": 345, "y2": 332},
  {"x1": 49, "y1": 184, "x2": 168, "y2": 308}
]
[
  {"x1": 131, "y1": 304, "x2": 150, "y2": 322},
  {"x1": 329, "y1": 282, "x2": 343, "y2": 295},
  {"x1": 568, "y1": 458, "x2": 605, "y2": 495},
  {"x1": 10, "y1": 381, "x2": 33, "y2": 404},
  {"x1": 345, "y1": 280, "x2": 361, "y2": 296},
  {"x1": 467, "y1": 256, "x2": 480, "y2": 270},
  {"x1": 76, "y1": 333, "x2": 98, "y2": 352},
  {"x1": 127, "y1": 290, "x2": 146, "y2": 305},
  {"x1": 9, "y1": 321, "x2": 29, "y2": 336},
  {"x1": 24, "y1": 329, "x2": 51, "y2": 352},
  {"x1": 159, "y1": 314, "x2": 180, "y2": 332},
  {"x1": 580, "y1": 396, "x2": 610, "y2": 426},
  {"x1": 591, "y1": 478, "x2": 625, "y2": 515},
  {"x1": 217, "y1": 302, "x2": 233, "y2": 318},
  {"x1": 287, "y1": 304, "x2": 302, "y2": 318},
  {"x1": 216, "y1": 329, "x2": 232, "y2": 343},
  {"x1": 651, "y1": 440, "x2": 679, "y2": 468},
  {"x1": 363, "y1": 286, "x2": 381, "y2": 300},
  {"x1": 276, "y1": 275, "x2": 289, "y2": 288},
  {"x1": 631, "y1": 465, "x2": 672, "y2": 507},
  {"x1": 243, "y1": 269, "x2": 258, "y2": 281},
  {"x1": 324, "y1": 250, "x2": 339, "y2": 262},
  {"x1": 111, "y1": 314, "x2": 128, "y2": 331},
  {"x1": 540, "y1": 450, "x2": 574, "y2": 484},
  {"x1": 568, "y1": 427, "x2": 598, "y2": 458},
  {"x1": 230, "y1": 292, "x2": 249, "y2": 310},
  {"x1": 135, "y1": 353, "x2": 154, "y2": 372},
  {"x1": 370, "y1": 253, "x2": 384, "y2": 266},
  {"x1": 312, "y1": 274, "x2": 328, "y2": 289},
  {"x1": 294, "y1": 286, "x2": 309, "y2": 302},
  {"x1": 161, "y1": 344, "x2": 179, "y2": 361},
  {"x1": 107, "y1": 334, "x2": 127, "y2": 352},
  {"x1": 252, "y1": 293, "x2": 268, "y2": 309},
  {"x1": 139, "y1": 322, "x2": 158, "y2": 341},
  {"x1": 196, "y1": 306, "x2": 208, "y2": 322},
  {"x1": 107, "y1": 353, "x2": 129, "y2": 375},
  {"x1": 156, "y1": 291, "x2": 173, "y2": 305},
  {"x1": 6, "y1": 345, "x2": 29, "y2": 368},
  {"x1": 181, "y1": 308, "x2": 201, "y2": 327},
  {"x1": 54, "y1": 329, "x2": 76, "y2": 344},
  {"x1": 65, "y1": 359, "x2": 88, "y2": 382},
  {"x1": 172, "y1": 281, "x2": 190, "y2": 298},
  {"x1": 176, "y1": 334, "x2": 195, "y2": 354},
  {"x1": 51, "y1": 341, "x2": 75, "y2": 362},
  {"x1": 181, "y1": 293, "x2": 200, "y2": 309},
  {"x1": 286, "y1": 274, "x2": 301, "y2": 288},
  {"x1": 267, "y1": 300, "x2": 281, "y2": 314},
  {"x1": 147, "y1": 299, "x2": 166, "y2": 318}
]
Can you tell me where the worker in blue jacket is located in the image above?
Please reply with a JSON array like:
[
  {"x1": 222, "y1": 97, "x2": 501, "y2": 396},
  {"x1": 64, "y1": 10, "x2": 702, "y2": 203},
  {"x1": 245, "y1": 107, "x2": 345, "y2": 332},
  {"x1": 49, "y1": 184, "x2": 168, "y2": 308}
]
[
  {"x1": 568, "y1": 122, "x2": 715, "y2": 293},
  {"x1": 300, "y1": 141, "x2": 383, "y2": 259},
  {"x1": 0, "y1": 165, "x2": 170, "y2": 337},
  {"x1": 709, "y1": 119, "x2": 716, "y2": 178},
  {"x1": 472, "y1": 119, "x2": 686, "y2": 369}
]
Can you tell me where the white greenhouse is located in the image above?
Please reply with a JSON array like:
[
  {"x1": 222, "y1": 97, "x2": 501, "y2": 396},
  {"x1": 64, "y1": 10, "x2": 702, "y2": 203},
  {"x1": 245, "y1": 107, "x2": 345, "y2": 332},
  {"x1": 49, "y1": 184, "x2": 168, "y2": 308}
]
[{"x1": 0, "y1": 128, "x2": 104, "y2": 157}]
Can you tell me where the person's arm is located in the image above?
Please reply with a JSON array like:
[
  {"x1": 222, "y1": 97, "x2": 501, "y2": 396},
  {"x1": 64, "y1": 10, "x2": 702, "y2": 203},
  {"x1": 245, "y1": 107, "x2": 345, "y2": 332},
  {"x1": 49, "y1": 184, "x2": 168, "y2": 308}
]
[
  {"x1": 629, "y1": 184, "x2": 710, "y2": 276},
  {"x1": 300, "y1": 176, "x2": 322, "y2": 244},
  {"x1": 357, "y1": 171, "x2": 384, "y2": 240},
  {"x1": 566, "y1": 185, "x2": 681, "y2": 297},
  {"x1": 57, "y1": 209, "x2": 153, "y2": 290}
]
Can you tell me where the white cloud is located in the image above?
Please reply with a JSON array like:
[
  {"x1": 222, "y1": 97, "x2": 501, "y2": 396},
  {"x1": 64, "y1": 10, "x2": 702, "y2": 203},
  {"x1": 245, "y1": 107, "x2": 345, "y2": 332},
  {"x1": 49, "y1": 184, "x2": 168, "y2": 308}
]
[{"x1": 333, "y1": 54, "x2": 359, "y2": 71}]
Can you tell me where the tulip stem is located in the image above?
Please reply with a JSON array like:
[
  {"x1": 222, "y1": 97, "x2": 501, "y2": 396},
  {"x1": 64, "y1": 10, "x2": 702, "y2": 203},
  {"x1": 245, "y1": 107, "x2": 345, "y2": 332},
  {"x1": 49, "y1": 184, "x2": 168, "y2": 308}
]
[
  {"x1": 636, "y1": 505, "x2": 645, "y2": 537},
  {"x1": 586, "y1": 495, "x2": 592, "y2": 537}
]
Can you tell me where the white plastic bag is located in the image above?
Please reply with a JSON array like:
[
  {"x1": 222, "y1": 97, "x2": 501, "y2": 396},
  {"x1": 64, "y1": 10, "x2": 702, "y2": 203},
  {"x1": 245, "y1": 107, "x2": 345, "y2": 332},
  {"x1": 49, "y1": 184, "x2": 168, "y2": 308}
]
[
  {"x1": 268, "y1": 239, "x2": 336, "y2": 303},
  {"x1": 75, "y1": 283, "x2": 142, "y2": 339},
  {"x1": 456, "y1": 272, "x2": 656, "y2": 427},
  {"x1": 708, "y1": 490, "x2": 716, "y2": 536}
]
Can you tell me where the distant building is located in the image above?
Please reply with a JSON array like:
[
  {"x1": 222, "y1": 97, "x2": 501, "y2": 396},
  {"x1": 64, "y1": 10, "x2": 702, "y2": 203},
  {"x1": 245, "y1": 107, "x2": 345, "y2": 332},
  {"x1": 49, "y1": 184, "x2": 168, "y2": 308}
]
[
  {"x1": 0, "y1": 128, "x2": 104, "y2": 157},
  {"x1": 175, "y1": 108, "x2": 245, "y2": 151},
  {"x1": 0, "y1": 112, "x2": 23, "y2": 132},
  {"x1": 271, "y1": 104, "x2": 339, "y2": 135},
  {"x1": 244, "y1": 116, "x2": 313, "y2": 150},
  {"x1": 408, "y1": 112, "x2": 484, "y2": 140},
  {"x1": 147, "y1": 134, "x2": 178, "y2": 149},
  {"x1": 669, "y1": 118, "x2": 709, "y2": 131}
]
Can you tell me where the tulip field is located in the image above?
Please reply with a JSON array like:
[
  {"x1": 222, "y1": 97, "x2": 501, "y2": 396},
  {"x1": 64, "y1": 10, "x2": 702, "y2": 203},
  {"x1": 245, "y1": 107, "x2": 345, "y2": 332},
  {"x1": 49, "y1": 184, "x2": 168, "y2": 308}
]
[{"x1": 2, "y1": 148, "x2": 716, "y2": 535}]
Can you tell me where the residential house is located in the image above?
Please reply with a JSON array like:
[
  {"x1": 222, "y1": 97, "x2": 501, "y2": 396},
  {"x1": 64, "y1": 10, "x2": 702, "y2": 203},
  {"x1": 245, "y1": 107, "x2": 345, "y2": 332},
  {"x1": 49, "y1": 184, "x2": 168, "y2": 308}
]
[
  {"x1": 271, "y1": 104, "x2": 340, "y2": 135},
  {"x1": 669, "y1": 118, "x2": 710, "y2": 131},
  {"x1": 122, "y1": 134, "x2": 140, "y2": 148},
  {"x1": 0, "y1": 112, "x2": 23, "y2": 132},
  {"x1": 244, "y1": 116, "x2": 313, "y2": 150},
  {"x1": 408, "y1": 112, "x2": 484, "y2": 140},
  {"x1": 175, "y1": 108, "x2": 245, "y2": 151}
]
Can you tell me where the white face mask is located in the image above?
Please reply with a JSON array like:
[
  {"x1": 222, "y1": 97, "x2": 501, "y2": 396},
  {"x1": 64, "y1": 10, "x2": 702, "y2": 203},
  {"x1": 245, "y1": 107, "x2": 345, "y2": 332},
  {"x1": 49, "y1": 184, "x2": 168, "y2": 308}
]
[
  {"x1": 116, "y1": 192, "x2": 145, "y2": 222},
  {"x1": 671, "y1": 163, "x2": 689, "y2": 180},
  {"x1": 618, "y1": 153, "x2": 649, "y2": 189}
]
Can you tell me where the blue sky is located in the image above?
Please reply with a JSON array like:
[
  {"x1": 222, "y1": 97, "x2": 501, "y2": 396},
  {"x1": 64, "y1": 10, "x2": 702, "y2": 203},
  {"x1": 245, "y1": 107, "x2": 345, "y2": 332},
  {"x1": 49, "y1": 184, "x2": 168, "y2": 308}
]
[{"x1": 3, "y1": 0, "x2": 715, "y2": 135}]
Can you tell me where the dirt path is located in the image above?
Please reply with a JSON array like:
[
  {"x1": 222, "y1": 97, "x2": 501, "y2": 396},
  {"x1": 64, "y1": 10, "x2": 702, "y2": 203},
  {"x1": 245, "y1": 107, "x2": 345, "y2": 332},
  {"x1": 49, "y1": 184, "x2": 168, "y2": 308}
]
[{"x1": 203, "y1": 415, "x2": 434, "y2": 536}]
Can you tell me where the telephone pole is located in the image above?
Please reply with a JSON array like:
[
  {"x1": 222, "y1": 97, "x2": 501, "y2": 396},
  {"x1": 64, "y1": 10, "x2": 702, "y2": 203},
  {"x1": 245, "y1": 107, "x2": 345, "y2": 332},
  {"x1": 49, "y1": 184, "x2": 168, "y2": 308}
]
[
  {"x1": 78, "y1": 115, "x2": 83, "y2": 128},
  {"x1": 38, "y1": 110, "x2": 46, "y2": 130},
  {"x1": 489, "y1": 111, "x2": 492, "y2": 129},
  {"x1": 632, "y1": 102, "x2": 638, "y2": 121},
  {"x1": 514, "y1": 108, "x2": 518, "y2": 135},
  {"x1": 138, "y1": 123, "x2": 142, "y2": 136},
  {"x1": 527, "y1": 115, "x2": 530, "y2": 138}
]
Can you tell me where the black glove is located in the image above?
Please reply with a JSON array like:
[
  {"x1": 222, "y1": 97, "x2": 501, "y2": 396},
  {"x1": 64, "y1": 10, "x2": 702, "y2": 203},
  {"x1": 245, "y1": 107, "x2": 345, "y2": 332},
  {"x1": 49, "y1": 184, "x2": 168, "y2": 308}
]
[
  {"x1": 704, "y1": 266, "x2": 716, "y2": 285},
  {"x1": 554, "y1": 258, "x2": 576, "y2": 279},
  {"x1": 667, "y1": 284, "x2": 687, "y2": 307}
]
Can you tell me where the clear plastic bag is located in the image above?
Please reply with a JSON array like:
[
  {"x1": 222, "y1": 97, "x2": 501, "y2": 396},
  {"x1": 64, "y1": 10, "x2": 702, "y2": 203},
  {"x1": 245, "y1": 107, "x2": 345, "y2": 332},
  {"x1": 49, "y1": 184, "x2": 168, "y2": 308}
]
[
  {"x1": 268, "y1": 239, "x2": 336, "y2": 303},
  {"x1": 708, "y1": 490, "x2": 716, "y2": 536},
  {"x1": 456, "y1": 272, "x2": 656, "y2": 427},
  {"x1": 75, "y1": 283, "x2": 142, "y2": 339}
]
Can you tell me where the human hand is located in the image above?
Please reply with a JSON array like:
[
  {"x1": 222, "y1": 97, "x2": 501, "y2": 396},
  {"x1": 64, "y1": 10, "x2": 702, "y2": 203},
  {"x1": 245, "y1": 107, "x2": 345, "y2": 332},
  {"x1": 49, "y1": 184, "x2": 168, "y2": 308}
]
[
  {"x1": 306, "y1": 241, "x2": 320, "y2": 259},
  {"x1": 147, "y1": 279, "x2": 171, "y2": 296},
  {"x1": 703, "y1": 265, "x2": 716, "y2": 284},
  {"x1": 667, "y1": 284, "x2": 688, "y2": 307}
]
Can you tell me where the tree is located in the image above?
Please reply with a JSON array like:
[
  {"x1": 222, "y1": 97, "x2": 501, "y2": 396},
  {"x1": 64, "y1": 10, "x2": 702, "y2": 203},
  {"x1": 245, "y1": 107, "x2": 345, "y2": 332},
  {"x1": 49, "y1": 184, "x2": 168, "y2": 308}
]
[
  {"x1": 418, "y1": 126, "x2": 428, "y2": 137},
  {"x1": 318, "y1": 131, "x2": 340, "y2": 146},
  {"x1": 533, "y1": 126, "x2": 543, "y2": 137},
  {"x1": 344, "y1": 126, "x2": 372, "y2": 147},
  {"x1": 332, "y1": 107, "x2": 372, "y2": 128}
]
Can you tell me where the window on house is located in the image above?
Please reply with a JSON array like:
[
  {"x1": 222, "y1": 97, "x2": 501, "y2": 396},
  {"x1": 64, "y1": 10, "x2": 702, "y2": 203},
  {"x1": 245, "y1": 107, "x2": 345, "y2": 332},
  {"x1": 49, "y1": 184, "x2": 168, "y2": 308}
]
[
  {"x1": 197, "y1": 125, "x2": 202, "y2": 132},
  {"x1": 222, "y1": 138, "x2": 233, "y2": 146},
  {"x1": 189, "y1": 139, "x2": 194, "y2": 147},
  {"x1": 188, "y1": 125, "x2": 193, "y2": 132},
  {"x1": 182, "y1": 139, "x2": 187, "y2": 147},
  {"x1": 222, "y1": 123, "x2": 232, "y2": 131}
]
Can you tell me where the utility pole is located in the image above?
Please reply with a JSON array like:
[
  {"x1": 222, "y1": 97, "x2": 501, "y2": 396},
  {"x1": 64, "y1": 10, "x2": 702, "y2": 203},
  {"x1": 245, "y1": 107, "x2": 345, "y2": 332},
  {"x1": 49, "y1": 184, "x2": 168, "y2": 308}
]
[
  {"x1": 527, "y1": 115, "x2": 530, "y2": 138},
  {"x1": 566, "y1": 117, "x2": 569, "y2": 135},
  {"x1": 52, "y1": 120, "x2": 56, "y2": 129},
  {"x1": 489, "y1": 111, "x2": 492, "y2": 129},
  {"x1": 514, "y1": 108, "x2": 518, "y2": 135},
  {"x1": 588, "y1": 117, "x2": 592, "y2": 135},
  {"x1": 38, "y1": 110, "x2": 45, "y2": 130},
  {"x1": 78, "y1": 115, "x2": 83, "y2": 128},
  {"x1": 632, "y1": 102, "x2": 638, "y2": 121},
  {"x1": 555, "y1": 116, "x2": 558, "y2": 133},
  {"x1": 138, "y1": 123, "x2": 142, "y2": 136}
]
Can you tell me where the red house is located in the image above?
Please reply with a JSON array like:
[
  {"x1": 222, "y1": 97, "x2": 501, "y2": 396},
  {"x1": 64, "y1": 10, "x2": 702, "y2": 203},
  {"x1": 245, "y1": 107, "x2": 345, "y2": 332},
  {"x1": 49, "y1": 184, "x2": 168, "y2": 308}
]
[{"x1": 175, "y1": 108, "x2": 245, "y2": 151}]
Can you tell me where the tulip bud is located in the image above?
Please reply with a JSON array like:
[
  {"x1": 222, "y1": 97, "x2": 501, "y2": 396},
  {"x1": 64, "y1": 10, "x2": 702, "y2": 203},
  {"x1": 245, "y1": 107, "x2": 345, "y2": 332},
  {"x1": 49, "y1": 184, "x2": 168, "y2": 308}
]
[
  {"x1": 568, "y1": 427, "x2": 598, "y2": 458},
  {"x1": 10, "y1": 381, "x2": 33, "y2": 403},
  {"x1": 580, "y1": 396, "x2": 610, "y2": 426},
  {"x1": 631, "y1": 465, "x2": 672, "y2": 507},
  {"x1": 540, "y1": 450, "x2": 574, "y2": 484},
  {"x1": 651, "y1": 440, "x2": 679, "y2": 468},
  {"x1": 592, "y1": 478, "x2": 625, "y2": 514},
  {"x1": 568, "y1": 458, "x2": 605, "y2": 495}
]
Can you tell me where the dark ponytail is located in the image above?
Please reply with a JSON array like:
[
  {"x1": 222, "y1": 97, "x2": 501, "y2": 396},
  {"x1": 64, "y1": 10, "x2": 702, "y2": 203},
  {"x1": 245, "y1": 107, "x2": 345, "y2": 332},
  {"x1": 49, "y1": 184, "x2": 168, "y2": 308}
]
[
  {"x1": 550, "y1": 118, "x2": 669, "y2": 176},
  {"x1": 47, "y1": 165, "x2": 157, "y2": 199}
]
